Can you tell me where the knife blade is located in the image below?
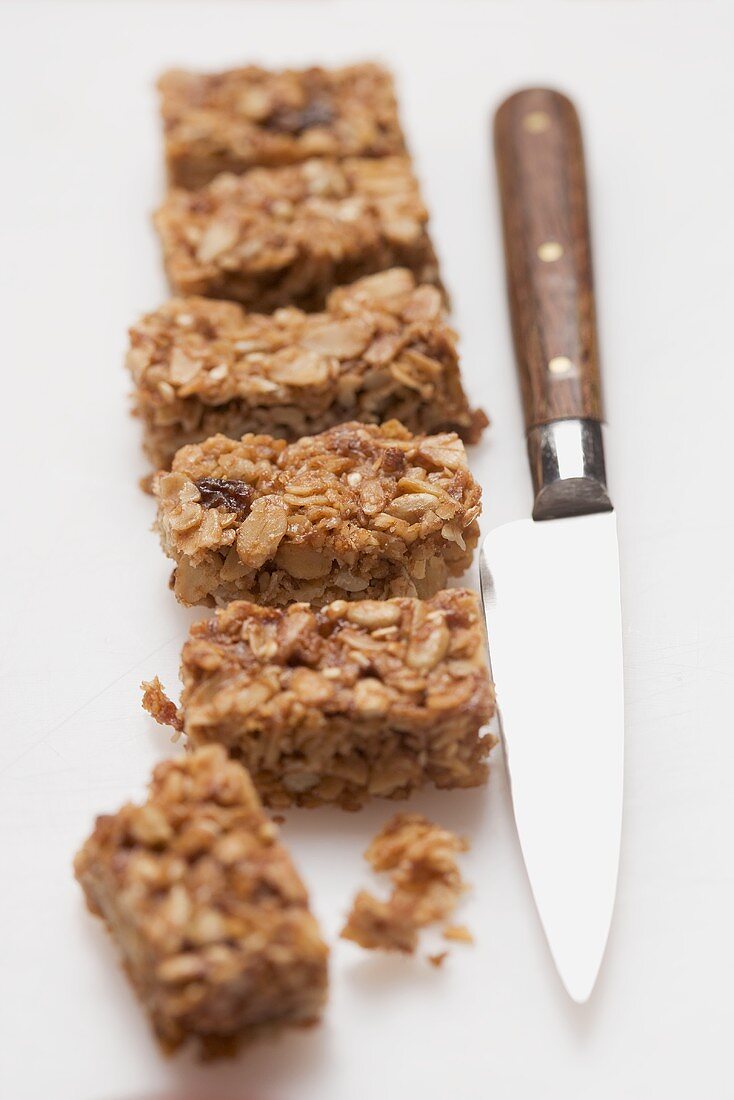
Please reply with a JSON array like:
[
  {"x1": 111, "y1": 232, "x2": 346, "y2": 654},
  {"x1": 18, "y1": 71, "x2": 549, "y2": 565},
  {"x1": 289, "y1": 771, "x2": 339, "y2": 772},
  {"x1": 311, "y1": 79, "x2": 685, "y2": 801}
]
[{"x1": 484, "y1": 88, "x2": 624, "y2": 1002}]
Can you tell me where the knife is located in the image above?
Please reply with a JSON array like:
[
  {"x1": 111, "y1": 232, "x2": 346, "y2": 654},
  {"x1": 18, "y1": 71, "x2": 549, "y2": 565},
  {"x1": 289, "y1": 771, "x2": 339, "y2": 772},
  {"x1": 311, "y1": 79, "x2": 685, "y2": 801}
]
[{"x1": 482, "y1": 88, "x2": 624, "y2": 1002}]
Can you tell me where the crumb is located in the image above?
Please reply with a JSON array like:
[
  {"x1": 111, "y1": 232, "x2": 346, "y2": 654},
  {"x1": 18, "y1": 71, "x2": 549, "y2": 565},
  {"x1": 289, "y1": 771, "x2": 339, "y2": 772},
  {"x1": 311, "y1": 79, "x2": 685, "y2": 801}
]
[
  {"x1": 341, "y1": 890, "x2": 418, "y2": 954},
  {"x1": 427, "y1": 951, "x2": 449, "y2": 968},
  {"x1": 272, "y1": 814, "x2": 286, "y2": 825},
  {"x1": 141, "y1": 677, "x2": 183, "y2": 735},
  {"x1": 443, "y1": 924, "x2": 474, "y2": 944}
]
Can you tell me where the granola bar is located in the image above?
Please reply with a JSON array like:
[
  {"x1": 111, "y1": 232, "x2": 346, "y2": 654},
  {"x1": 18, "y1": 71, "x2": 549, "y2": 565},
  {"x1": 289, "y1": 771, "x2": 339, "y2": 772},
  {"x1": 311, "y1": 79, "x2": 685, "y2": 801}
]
[
  {"x1": 142, "y1": 589, "x2": 495, "y2": 809},
  {"x1": 127, "y1": 269, "x2": 486, "y2": 469},
  {"x1": 159, "y1": 62, "x2": 407, "y2": 189},
  {"x1": 341, "y1": 813, "x2": 470, "y2": 953},
  {"x1": 73, "y1": 746, "x2": 328, "y2": 1057},
  {"x1": 154, "y1": 420, "x2": 481, "y2": 608},
  {"x1": 153, "y1": 157, "x2": 442, "y2": 313}
]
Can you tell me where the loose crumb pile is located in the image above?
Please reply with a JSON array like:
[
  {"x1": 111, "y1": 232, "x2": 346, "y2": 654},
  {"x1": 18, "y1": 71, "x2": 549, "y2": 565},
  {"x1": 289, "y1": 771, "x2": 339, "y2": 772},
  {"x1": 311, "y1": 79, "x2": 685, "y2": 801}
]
[{"x1": 340, "y1": 812, "x2": 471, "y2": 954}]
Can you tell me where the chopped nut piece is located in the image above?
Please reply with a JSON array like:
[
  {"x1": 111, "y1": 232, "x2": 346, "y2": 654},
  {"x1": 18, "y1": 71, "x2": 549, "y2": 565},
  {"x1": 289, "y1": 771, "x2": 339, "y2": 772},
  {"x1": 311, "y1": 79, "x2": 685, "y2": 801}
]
[
  {"x1": 341, "y1": 891, "x2": 418, "y2": 954},
  {"x1": 340, "y1": 813, "x2": 470, "y2": 953},
  {"x1": 144, "y1": 590, "x2": 495, "y2": 808},
  {"x1": 126, "y1": 270, "x2": 486, "y2": 470},
  {"x1": 154, "y1": 157, "x2": 442, "y2": 313},
  {"x1": 159, "y1": 63, "x2": 407, "y2": 189},
  {"x1": 74, "y1": 747, "x2": 328, "y2": 1057},
  {"x1": 154, "y1": 421, "x2": 481, "y2": 608}
]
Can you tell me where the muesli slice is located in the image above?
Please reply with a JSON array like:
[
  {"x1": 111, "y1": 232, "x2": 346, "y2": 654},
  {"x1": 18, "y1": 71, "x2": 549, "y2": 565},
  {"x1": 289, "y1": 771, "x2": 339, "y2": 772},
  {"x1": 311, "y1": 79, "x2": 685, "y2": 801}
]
[
  {"x1": 159, "y1": 62, "x2": 406, "y2": 189},
  {"x1": 154, "y1": 420, "x2": 481, "y2": 608},
  {"x1": 154, "y1": 156, "x2": 441, "y2": 312},
  {"x1": 142, "y1": 589, "x2": 496, "y2": 809},
  {"x1": 127, "y1": 268, "x2": 487, "y2": 470},
  {"x1": 74, "y1": 746, "x2": 328, "y2": 1057}
]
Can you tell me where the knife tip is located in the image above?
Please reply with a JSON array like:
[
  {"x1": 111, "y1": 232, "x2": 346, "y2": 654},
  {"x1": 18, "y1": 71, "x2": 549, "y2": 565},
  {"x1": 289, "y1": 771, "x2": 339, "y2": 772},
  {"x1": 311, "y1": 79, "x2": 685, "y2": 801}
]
[
  {"x1": 564, "y1": 977, "x2": 595, "y2": 1005},
  {"x1": 554, "y1": 944, "x2": 606, "y2": 1005}
]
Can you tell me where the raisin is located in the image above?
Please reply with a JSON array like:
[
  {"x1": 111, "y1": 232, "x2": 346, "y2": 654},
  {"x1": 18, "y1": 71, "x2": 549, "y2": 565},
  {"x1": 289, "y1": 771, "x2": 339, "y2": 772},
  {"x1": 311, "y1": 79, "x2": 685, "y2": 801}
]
[
  {"x1": 195, "y1": 478, "x2": 254, "y2": 516},
  {"x1": 327, "y1": 426, "x2": 380, "y2": 463},
  {"x1": 379, "y1": 447, "x2": 406, "y2": 476},
  {"x1": 263, "y1": 99, "x2": 335, "y2": 136}
]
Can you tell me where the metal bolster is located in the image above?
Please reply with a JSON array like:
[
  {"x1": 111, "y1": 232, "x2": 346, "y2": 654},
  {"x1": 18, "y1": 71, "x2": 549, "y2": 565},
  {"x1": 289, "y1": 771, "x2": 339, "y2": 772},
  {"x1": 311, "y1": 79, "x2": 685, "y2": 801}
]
[{"x1": 527, "y1": 419, "x2": 613, "y2": 521}]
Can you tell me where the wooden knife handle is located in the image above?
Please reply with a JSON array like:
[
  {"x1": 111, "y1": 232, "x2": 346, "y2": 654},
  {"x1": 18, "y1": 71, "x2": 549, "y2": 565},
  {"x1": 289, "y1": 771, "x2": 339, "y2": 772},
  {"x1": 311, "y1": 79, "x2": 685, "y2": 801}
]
[{"x1": 494, "y1": 88, "x2": 603, "y2": 431}]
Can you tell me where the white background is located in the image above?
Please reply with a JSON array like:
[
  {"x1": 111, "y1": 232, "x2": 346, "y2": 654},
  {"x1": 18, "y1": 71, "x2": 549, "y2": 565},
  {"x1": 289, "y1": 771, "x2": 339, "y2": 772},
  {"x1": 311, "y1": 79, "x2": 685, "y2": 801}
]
[{"x1": 1, "y1": 1, "x2": 733, "y2": 1097}]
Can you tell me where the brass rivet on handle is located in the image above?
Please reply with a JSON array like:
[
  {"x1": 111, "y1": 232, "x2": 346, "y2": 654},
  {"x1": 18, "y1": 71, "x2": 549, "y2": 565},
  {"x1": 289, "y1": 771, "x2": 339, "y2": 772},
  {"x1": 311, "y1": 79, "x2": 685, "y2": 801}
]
[
  {"x1": 523, "y1": 110, "x2": 551, "y2": 134},
  {"x1": 537, "y1": 241, "x2": 564, "y2": 262},
  {"x1": 548, "y1": 356, "x2": 575, "y2": 375}
]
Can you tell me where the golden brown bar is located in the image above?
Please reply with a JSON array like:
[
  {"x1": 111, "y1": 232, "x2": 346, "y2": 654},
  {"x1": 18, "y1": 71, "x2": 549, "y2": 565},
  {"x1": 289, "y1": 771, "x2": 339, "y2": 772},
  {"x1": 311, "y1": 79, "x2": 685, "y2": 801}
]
[
  {"x1": 143, "y1": 589, "x2": 495, "y2": 808},
  {"x1": 154, "y1": 157, "x2": 442, "y2": 312},
  {"x1": 127, "y1": 269, "x2": 486, "y2": 469},
  {"x1": 153, "y1": 420, "x2": 482, "y2": 608},
  {"x1": 74, "y1": 746, "x2": 328, "y2": 1057},
  {"x1": 159, "y1": 62, "x2": 407, "y2": 189}
]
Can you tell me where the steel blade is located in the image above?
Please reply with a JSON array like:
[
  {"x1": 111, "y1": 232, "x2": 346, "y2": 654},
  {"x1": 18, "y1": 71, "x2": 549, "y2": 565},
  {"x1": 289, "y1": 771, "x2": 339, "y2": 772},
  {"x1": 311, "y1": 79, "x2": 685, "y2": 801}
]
[{"x1": 480, "y1": 511, "x2": 624, "y2": 1002}]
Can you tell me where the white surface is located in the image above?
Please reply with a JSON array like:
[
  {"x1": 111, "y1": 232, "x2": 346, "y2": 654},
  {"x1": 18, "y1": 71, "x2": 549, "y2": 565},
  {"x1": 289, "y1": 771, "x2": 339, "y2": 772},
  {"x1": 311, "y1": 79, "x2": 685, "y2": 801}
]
[
  {"x1": 1, "y1": 1, "x2": 733, "y2": 1097},
  {"x1": 481, "y1": 513, "x2": 624, "y2": 1003}
]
